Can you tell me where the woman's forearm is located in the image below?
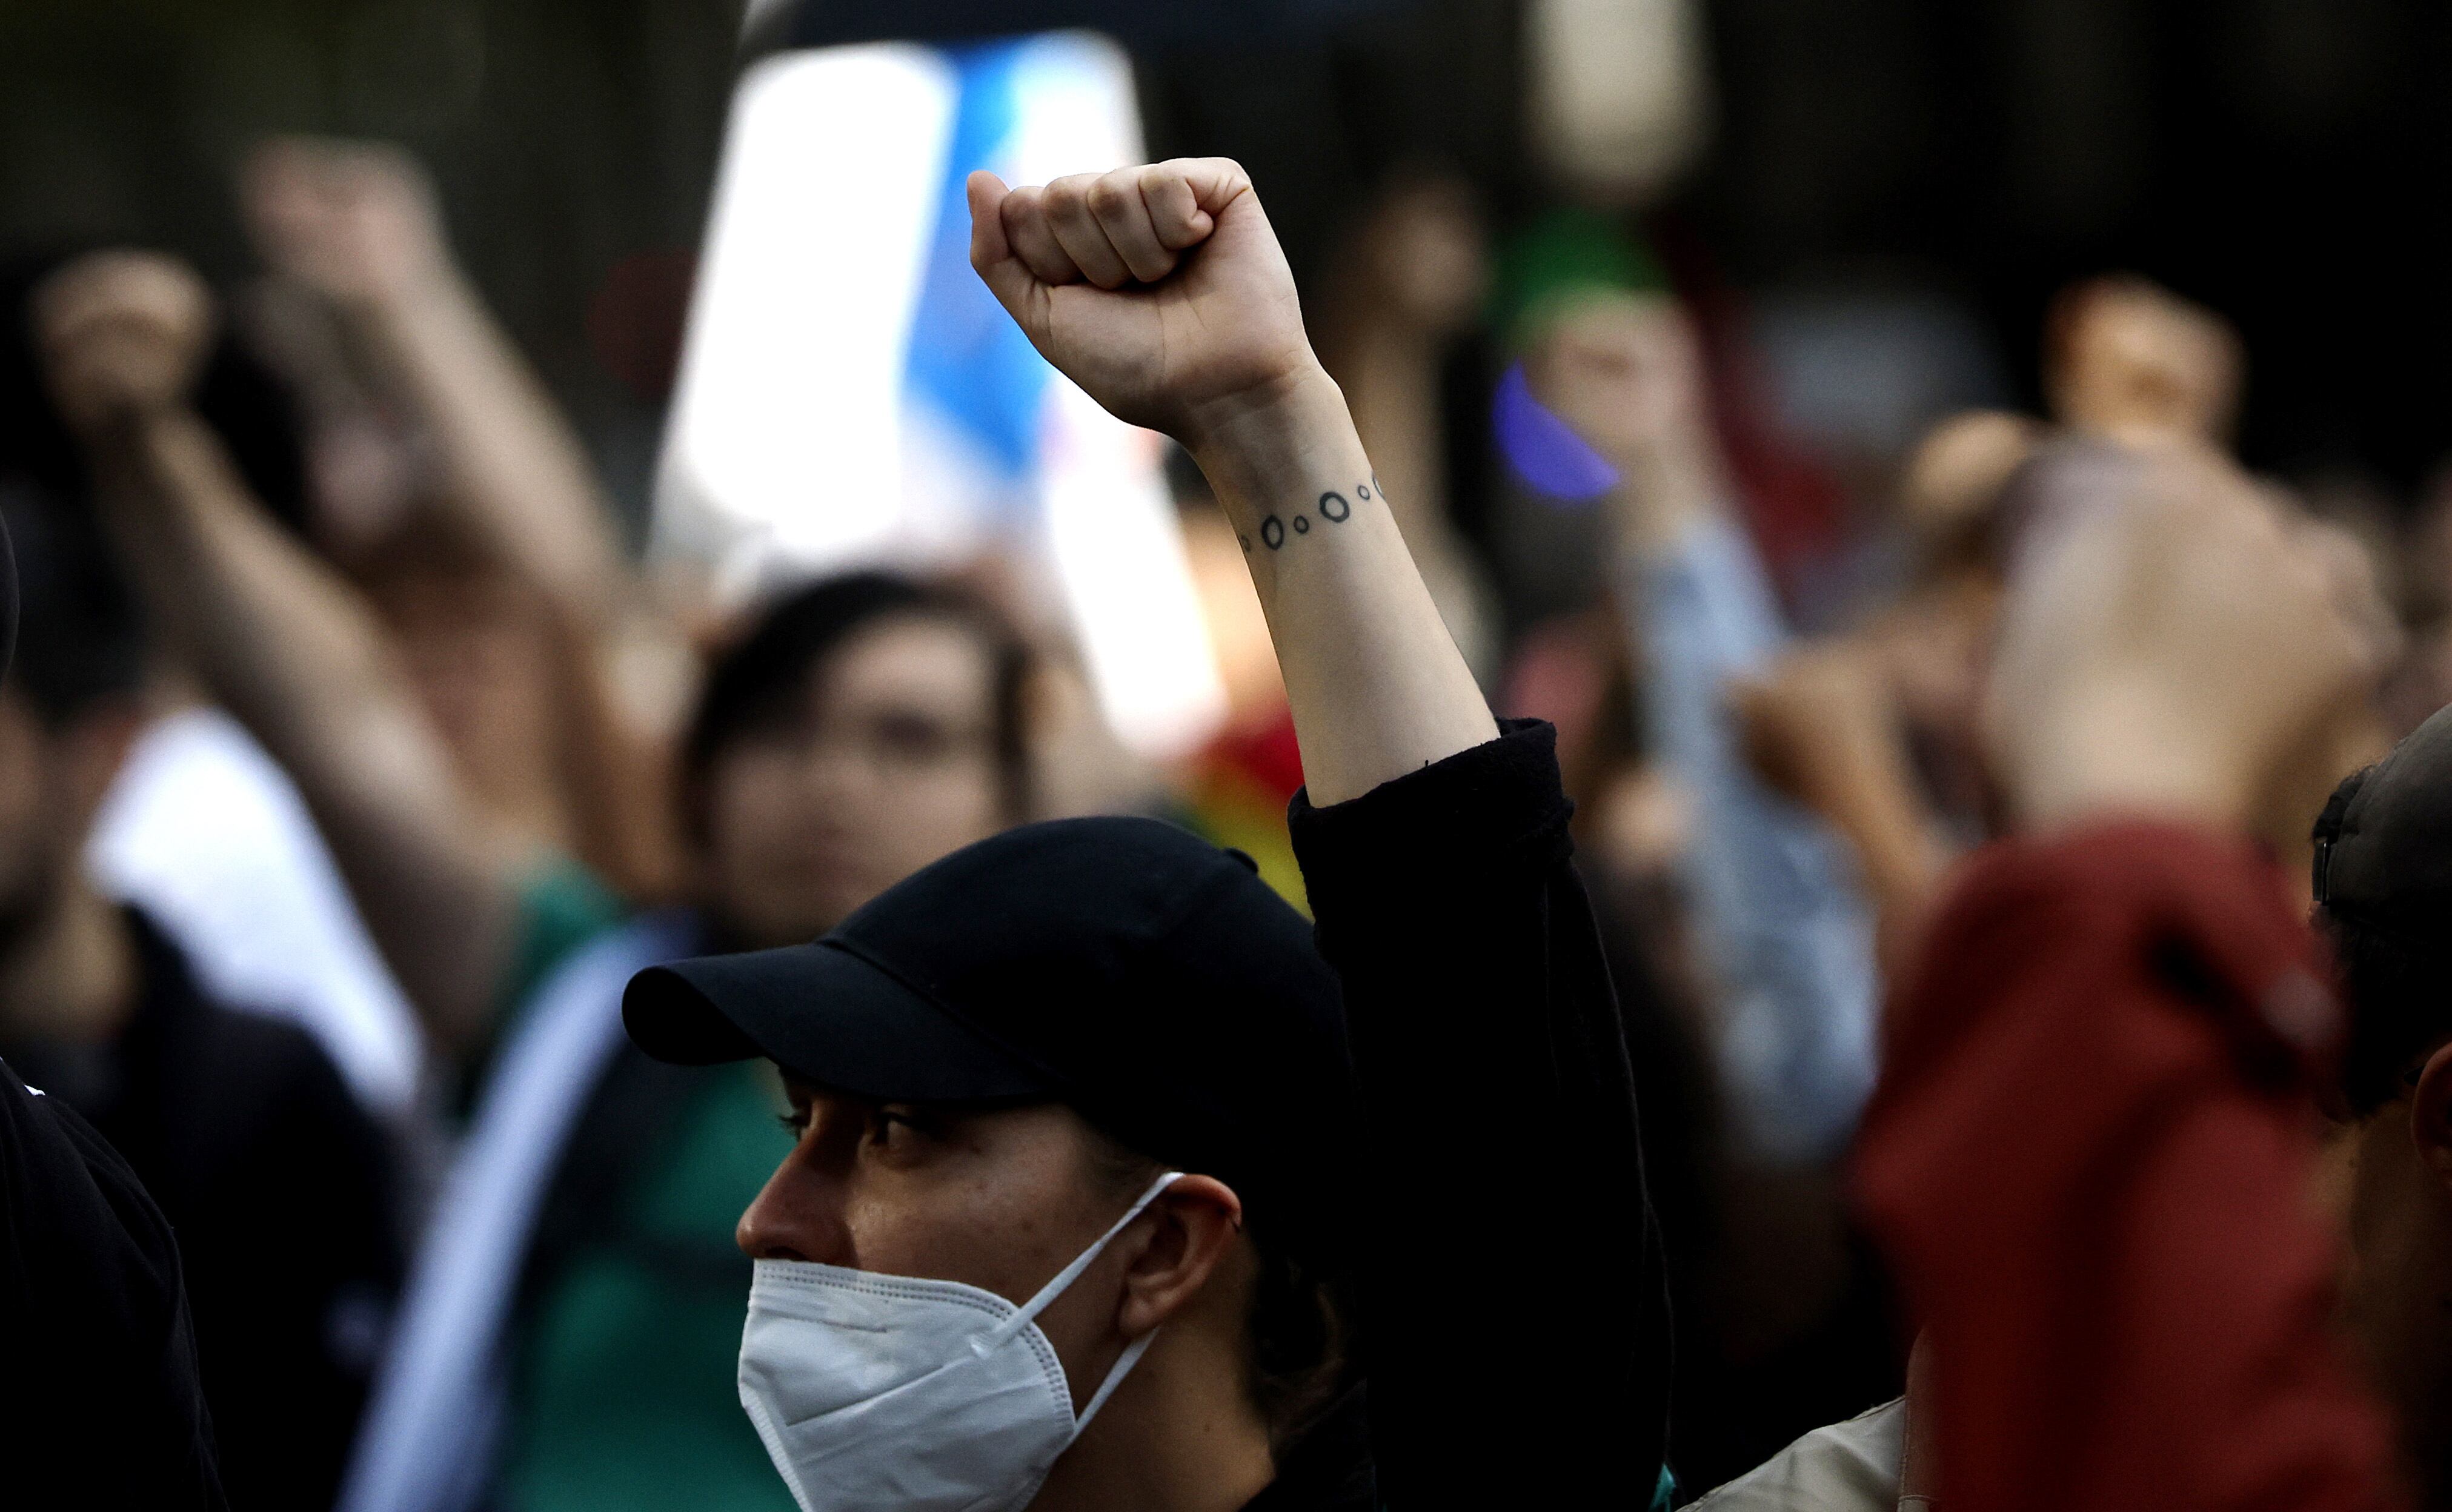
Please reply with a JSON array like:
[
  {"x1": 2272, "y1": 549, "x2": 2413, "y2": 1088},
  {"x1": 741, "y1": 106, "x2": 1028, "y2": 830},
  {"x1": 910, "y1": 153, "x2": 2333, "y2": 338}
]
[{"x1": 1188, "y1": 371, "x2": 1497, "y2": 806}]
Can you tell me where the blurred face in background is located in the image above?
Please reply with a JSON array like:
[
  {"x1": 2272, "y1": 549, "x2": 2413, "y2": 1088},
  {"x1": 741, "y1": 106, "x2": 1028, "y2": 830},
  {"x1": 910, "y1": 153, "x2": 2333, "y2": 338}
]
[
  {"x1": 362, "y1": 555, "x2": 566, "y2": 847},
  {"x1": 1527, "y1": 291, "x2": 1715, "y2": 476},
  {"x1": 701, "y1": 614, "x2": 1008, "y2": 950},
  {"x1": 1351, "y1": 175, "x2": 1487, "y2": 334},
  {"x1": 0, "y1": 686, "x2": 137, "y2": 946},
  {"x1": 1868, "y1": 411, "x2": 2039, "y2": 829}
]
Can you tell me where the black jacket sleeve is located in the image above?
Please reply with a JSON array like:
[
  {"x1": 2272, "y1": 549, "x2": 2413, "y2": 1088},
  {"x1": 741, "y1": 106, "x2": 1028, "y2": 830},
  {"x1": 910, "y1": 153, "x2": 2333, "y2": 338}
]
[
  {"x1": 1287, "y1": 720, "x2": 1672, "y2": 1508},
  {"x1": 0, "y1": 1056, "x2": 227, "y2": 1510}
]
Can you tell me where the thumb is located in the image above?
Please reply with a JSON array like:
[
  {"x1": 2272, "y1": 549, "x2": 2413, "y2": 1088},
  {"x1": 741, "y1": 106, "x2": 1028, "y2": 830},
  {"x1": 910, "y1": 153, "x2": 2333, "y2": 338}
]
[
  {"x1": 967, "y1": 170, "x2": 1035, "y2": 320},
  {"x1": 1141, "y1": 158, "x2": 1252, "y2": 251}
]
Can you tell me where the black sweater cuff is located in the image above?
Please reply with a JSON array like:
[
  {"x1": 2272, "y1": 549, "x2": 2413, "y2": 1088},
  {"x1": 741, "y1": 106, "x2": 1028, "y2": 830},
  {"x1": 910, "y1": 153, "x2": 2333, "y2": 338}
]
[{"x1": 1287, "y1": 720, "x2": 1573, "y2": 915}]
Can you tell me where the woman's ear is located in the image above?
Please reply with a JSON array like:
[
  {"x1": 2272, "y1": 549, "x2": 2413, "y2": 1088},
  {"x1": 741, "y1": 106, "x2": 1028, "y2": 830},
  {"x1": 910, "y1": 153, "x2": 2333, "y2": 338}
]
[
  {"x1": 1115, "y1": 1175, "x2": 1244, "y2": 1339},
  {"x1": 2410, "y1": 1042, "x2": 2452, "y2": 1193}
]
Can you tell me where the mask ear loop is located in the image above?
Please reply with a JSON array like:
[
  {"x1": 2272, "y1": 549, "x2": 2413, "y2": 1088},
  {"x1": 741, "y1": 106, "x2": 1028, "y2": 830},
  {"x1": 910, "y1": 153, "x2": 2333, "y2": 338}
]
[
  {"x1": 1072, "y1": 1321, "x2": 1161, "y2": 1429},
  {"x1": 991, "y1": 1170, "x2": 1185, "y2": 1346},
  {"x1": 982, "y1": 1170, "x2": 1186, "y2": 1428}
]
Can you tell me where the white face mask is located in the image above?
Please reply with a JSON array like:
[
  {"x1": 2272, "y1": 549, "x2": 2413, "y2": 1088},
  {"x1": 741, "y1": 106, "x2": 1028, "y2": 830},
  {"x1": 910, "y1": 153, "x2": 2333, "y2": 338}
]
[{"x1": 737, "y1": 1171, "x2": 1183, "y2": 1512}]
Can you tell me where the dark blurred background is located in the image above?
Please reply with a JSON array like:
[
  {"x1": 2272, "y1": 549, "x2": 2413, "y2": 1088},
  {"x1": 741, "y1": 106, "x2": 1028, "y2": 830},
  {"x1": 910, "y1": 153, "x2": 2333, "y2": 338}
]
[
  {"x1": 9, "y1": 0, "x2": 2446, "y2": 523},
  {"x1": 0, "y1": 0, "x2": 736, "y2": 520}
]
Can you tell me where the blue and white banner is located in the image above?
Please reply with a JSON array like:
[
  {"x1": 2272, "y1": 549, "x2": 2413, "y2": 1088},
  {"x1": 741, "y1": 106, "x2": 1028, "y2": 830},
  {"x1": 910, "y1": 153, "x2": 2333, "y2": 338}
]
[{"x1": 658, "y1": 34, "x2": 1224, "y2": 758}]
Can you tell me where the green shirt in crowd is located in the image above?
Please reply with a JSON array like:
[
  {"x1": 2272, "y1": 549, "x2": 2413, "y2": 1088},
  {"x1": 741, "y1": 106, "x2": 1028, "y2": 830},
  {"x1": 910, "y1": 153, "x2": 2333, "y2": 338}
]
[{"x1": 477, "y1": 860, "x2": 799, "y2": 1512}]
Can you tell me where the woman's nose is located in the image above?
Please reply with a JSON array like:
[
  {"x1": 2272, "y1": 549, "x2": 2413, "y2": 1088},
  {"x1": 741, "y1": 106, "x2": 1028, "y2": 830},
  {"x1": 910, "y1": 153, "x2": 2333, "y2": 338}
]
[{"x1": 737, "y1": 1138, "x2": 855, "y2": 1264}]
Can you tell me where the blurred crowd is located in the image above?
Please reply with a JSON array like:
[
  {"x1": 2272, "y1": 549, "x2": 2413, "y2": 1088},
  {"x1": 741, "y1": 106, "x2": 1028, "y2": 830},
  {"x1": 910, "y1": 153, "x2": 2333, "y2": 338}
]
[{"x1": 1, "y1": 88, "x2": 2447, "y2": 1512}]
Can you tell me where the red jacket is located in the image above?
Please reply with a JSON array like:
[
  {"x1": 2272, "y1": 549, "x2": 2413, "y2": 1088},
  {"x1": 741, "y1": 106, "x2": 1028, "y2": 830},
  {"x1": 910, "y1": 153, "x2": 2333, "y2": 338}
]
[{"x1": 1856, "y1": 821, "x2": 2402, "y2": 1512}]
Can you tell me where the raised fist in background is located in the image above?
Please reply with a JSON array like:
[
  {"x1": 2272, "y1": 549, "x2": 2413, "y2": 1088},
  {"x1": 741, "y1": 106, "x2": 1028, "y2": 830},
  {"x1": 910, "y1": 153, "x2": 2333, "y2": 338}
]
[
  {"x1": 1985, "y1": 445, "x2": 2373, "y2": 832},
  {"x1": 242, "y1": 137, "x2": 451, "y2": 313},
  {"x1": 2045, "y1": 274, "x2": 2242, "y2": 450},
  {"x1": 32, "y1": 250, "x2": 216, "y2": 436}
]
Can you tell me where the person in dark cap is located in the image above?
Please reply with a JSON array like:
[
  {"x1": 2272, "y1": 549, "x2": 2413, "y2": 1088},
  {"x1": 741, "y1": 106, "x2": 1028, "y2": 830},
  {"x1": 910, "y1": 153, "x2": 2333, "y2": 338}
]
[
  {"x1": 624, "y1": 158, "x2": 1670, "y2": 1512},
  {"x1": 2311, "y1": 700, "x2": 2452, "y2": 1508}
]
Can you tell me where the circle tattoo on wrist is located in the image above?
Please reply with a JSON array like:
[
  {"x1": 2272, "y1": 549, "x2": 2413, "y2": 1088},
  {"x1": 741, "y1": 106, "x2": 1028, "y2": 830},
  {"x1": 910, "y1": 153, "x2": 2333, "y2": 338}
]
[
  {"x1": 1320, "y1": 491, "x2": 1351, "y2": 522},
  {"x1": 1260, "y1": 516, "x2": 1286, "y2": 550}
]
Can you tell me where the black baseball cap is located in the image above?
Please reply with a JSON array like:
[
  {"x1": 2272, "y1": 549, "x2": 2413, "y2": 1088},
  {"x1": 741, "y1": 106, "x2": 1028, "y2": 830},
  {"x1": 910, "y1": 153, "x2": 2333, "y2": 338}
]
[
  {"x1": 623, "y1": 815, "x2": 1355, "y2": 1264},
  {"x1": 2313, "y1": 700, "x2": 2452, "y2": 953}
]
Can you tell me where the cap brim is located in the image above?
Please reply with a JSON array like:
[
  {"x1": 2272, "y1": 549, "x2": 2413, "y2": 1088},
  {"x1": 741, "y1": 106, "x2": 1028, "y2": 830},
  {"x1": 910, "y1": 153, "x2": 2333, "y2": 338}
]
[{"x1": 623, "y1": 941, "x2": 1062, "y2": 1102}]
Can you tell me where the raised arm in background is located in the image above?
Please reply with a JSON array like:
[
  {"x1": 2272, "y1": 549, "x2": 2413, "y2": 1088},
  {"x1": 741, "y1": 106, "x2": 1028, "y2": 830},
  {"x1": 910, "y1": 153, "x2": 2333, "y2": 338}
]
[
  {"x1": 1858, "y1": 444, "x2": 2399, "y2": 1512},
  {"x1": 1531, "y1": 290, "x2": 1880, "y2": 1163},
  {"x1": 1730, "y1": 408, "x2": 2042, "y2": 982},
  {"x1": 242, "y1": 140, "x2": 626, "y2": 625},
  {"x1": 1311, "y1": 173, "x2": 1501, "y2": 681},
  {"x1": 972, "y1": 158, "x2": 1671, "y2": 1510},
  {"x1": 1733, "y1": 641, "x2": 1948, "y2": 984},
  {"x1": 35, "y1": 251, "x2": 517, "y2": 1063},
  {"x1": 241, "y1": 138, "x2": 679, "y2": 901}
]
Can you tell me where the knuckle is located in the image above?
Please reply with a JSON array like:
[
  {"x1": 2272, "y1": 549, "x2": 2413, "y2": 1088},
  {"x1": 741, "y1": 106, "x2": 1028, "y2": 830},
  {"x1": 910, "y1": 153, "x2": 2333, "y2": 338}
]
[{"x1": 1043, "y1": 176, "x2": 1089, "y2": 217}]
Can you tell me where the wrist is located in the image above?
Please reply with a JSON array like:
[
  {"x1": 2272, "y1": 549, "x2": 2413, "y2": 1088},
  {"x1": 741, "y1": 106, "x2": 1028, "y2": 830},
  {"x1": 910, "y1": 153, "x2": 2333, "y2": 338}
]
[
  {"x1": 2017, "y1": 771, "x2": 2250, "y2": 838},
  {"x1": 1181, "y1": 362, "x2": 1349, "y2": 491},
  {"x1": 2008, "y1": 689, "x2": 2259, "y2": 835},
  {"x1": 1607, "y1": 443, "x2": 1725, "y2": 557},
  {"x1": 73, "y1": 403, "x2": 199, "y2": 516},
  {"x1": 355, "y1": 257, "x2": 470, "y2": 339},
  {"x1": 70, "y1": 394, "x2": 183, "y2": 451}
]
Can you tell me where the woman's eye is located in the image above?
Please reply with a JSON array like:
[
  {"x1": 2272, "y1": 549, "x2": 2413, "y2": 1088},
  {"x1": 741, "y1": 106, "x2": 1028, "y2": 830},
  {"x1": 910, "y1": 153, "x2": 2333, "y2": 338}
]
[
  {"x1": 871, "y1": 714, "x2": 960, "y2": 767},
  {"x1": 871, "y1": 1106, "x2": 930, "y2": 1149},
  {"x1": 776, "y1": 1108, "x2": 812, "y2": 1137}
]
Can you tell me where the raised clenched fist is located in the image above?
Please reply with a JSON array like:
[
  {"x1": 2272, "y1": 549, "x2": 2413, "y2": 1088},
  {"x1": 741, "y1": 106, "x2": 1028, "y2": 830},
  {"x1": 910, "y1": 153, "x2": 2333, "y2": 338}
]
[
  {"x1": 241, "y1": 138, "x2": 451, "y2": 311},
  {"x1": 2045, "y1": 274, "x2": 2242, "y2": 449},
  {"x1": 1984, "y1": 443, "x2": 2376, "y2": 832},
  {"x1": 967, "y1": 159, "x2": 1321, "y2": 450},
  {"x1": 32, "y1": 250, "x2": 216, "y2": 436}
]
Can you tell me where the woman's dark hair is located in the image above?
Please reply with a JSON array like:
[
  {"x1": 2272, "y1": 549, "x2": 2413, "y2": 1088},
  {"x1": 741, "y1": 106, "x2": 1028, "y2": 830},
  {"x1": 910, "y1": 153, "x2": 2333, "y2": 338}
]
[
  {"x1": 2318, "y1": 905, "x2": 2449, "y2": 1118},
  {"x1": 1239, "y1": 1220, "x2": 1355, "y2": 1452},
  {"x1": 0, "y1": 477, "x2": 145, "y2": 726},
  {"x1": 1082, "y1": 1132, "x2": 1354, "y2": 1454},
  {"x1": 681, "y1": 570, "x2": 1034, "y2": 829}
]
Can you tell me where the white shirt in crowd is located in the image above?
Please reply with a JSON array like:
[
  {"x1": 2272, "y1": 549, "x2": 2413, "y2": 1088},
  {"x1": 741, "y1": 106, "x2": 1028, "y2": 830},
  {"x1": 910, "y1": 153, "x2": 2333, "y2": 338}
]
[
  {"x1": 87, "y1": 706, "x2": 424, "y2": 1116},
  {"x1": 1688, "y1": 1399, "x2": 1915, "y2": 1512}
]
